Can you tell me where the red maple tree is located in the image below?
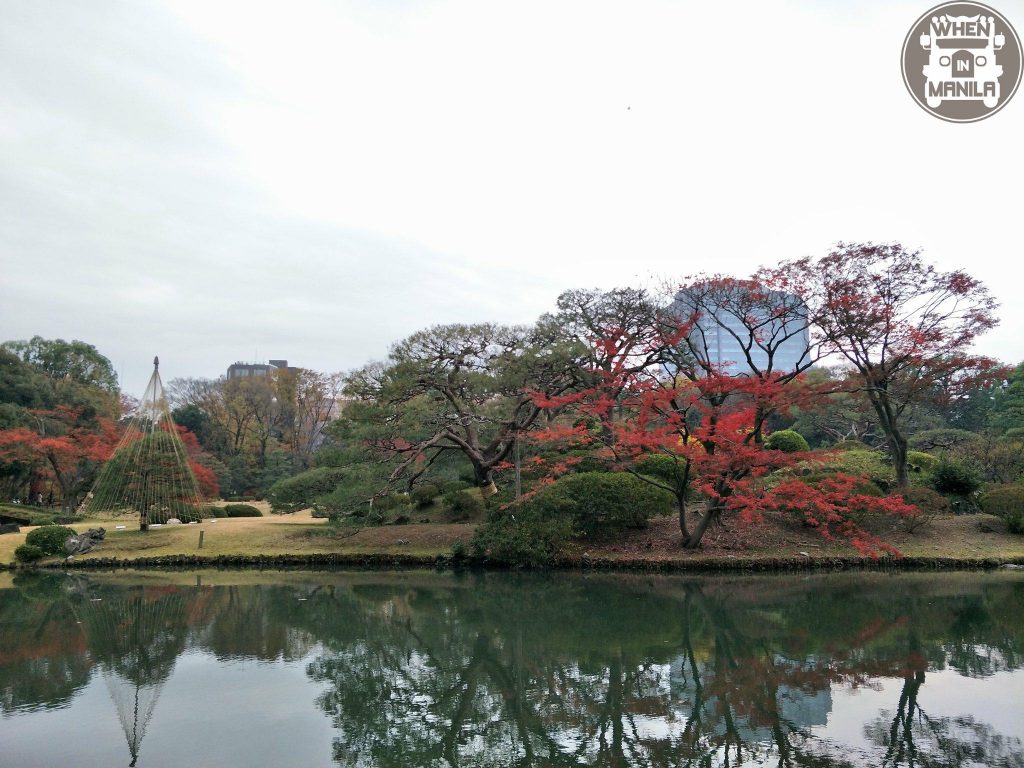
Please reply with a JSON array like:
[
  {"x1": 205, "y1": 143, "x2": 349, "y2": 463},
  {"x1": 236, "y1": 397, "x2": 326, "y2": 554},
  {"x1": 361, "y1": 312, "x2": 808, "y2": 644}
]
[
  {"x1": 174, "y1": 424, "x2": 220, "y2": 499},
  {"x1": 766, "y1": 243, "x2": 1003, "y2": 488},
  {"x1": 0, "y1": 406, "x2": 120, "y2": 513},
  {"x1": 531, "y1": 276, "x2": 918, "y2": 556}
]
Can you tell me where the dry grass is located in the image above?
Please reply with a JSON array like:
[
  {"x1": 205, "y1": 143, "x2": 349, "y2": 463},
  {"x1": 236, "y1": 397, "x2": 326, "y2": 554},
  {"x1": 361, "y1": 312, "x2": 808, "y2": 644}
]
[
  {"x1": 572, "y1": 512, "x2": 1024, "y2": 564},
  {"x1": 2, "y1": 508, "x2": 1022, "y2": 568},
  {"x1": 0, "y1": 509, "x2": 474, "y2": 565}
]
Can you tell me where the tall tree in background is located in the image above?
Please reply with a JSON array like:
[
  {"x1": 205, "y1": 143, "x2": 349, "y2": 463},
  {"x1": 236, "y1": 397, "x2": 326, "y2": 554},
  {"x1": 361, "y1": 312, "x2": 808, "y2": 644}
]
[
  {"x1": 0, "y1": 340, "x2": 122, "y2": 507},
  {"x1": 290, "y1": 369, "x2": 345, "y2": 468},
  {"x1": 773, "y1": 243, "x2": 1002, "y2": 488},
  {"x1": 2, "y1": 336, "x2": 119, "y2": 393}
]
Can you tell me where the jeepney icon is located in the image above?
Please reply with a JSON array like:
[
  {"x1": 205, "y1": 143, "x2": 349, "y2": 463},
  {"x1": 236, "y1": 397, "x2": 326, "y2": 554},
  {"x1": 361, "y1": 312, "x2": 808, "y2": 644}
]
[{"x1": 919, "y1": 13, "x2": 1005, "y2": 108}]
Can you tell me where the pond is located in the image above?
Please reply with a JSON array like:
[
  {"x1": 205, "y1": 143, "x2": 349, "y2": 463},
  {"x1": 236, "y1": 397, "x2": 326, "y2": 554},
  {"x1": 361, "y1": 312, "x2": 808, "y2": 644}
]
[{"x1": 1, "y1": 569, "x2": 1022, "y2": 767}]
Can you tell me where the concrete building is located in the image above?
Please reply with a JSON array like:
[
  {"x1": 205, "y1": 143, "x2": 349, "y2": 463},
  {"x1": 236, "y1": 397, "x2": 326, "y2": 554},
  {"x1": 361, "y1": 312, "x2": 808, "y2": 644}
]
[
  {"x1": 671, "y1": 286, "x2": 811, "y2": 376},
  {"x1": 226, "y1": 359, "x2": 290, "y2": 380}
]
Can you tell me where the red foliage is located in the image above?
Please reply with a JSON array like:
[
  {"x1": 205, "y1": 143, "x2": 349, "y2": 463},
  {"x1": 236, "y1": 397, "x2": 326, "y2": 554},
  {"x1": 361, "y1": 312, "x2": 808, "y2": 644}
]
[
  {"x1": 173, "y1": 423, "x2": 220, "y2": 499},
  {"x1": 529, "y1": 275, "x2": 919, "y2": 555},
  {"x1": 764, "y1": 243, "x2": 1004, "y2": 485},
  {"x1": 189, "y1": 460, "x2": 220, "y2": 499},
  {"x1": 0, "y1": 407, "x2": 120, "y2": 509}
]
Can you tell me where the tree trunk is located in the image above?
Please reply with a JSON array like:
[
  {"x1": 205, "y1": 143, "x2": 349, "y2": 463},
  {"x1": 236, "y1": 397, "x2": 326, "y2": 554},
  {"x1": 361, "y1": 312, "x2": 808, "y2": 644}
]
[
  {"x1": 475, "y1": 465, "x2": 498, "y2": 499},
  {"x1": 676, "y1": 495, "x2": 690, "y2": 541},
  {"x1": 891, "y1": 432, "x2": 910, "y2": 489},
  {"x1": 866, "y1": 389, "x2": 911, "y2": 489},
  {"x1": 684, "y1": 506, "x2": 719, "y2": 549}
]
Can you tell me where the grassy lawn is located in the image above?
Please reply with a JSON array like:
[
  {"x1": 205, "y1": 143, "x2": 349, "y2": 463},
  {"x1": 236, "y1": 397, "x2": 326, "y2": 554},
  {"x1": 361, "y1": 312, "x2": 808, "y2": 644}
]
[
  {"x1": 0, "y1": 509, "x2": 475, "y2": 566},
  {"x1": 2, "y1": 507, "x2": 1022, "y2": 569}
]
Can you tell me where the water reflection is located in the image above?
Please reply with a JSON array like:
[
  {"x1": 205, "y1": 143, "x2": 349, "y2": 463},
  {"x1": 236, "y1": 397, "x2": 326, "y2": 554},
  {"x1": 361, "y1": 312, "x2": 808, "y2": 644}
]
[{"x1": 1, "y1": 571, "x2": 1023, "y2": 767}]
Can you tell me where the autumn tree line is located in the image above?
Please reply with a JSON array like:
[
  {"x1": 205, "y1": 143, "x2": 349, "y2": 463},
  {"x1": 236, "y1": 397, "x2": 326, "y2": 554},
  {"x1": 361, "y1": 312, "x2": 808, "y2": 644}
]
[
  {"x1": 2, "y1": 243, "x2": 1023, "y2": 557},
  {"x1": 299, "y1": 242, "x2": 1022, "y2": 560},
  {"x1": 0, "y1": 337, "x2": 345, "y2": 514}
]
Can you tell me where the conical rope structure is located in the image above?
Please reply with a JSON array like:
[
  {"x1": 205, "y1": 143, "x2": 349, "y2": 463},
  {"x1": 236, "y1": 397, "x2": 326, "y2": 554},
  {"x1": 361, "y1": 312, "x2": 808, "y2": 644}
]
[{"x1": 81, "y1": 357, "x2": 206, "y2": 529}]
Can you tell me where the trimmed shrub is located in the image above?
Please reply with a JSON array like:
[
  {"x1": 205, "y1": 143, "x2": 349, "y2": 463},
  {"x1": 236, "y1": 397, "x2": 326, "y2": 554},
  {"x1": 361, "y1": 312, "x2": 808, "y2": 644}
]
[
  {"x1": 14, "y1": 544, "x2": 45, "y2": 564},
  {"x1": 901, "y1": 487, "x2": 950, "y2": 514},
  {"x1": 550, "y1": 472, "x2": 675, "y2": 537},
  {"x1": 410, "y1": 482, "x2": 442, "y2": 508},
  {"x1": 442, "y1": 489, "x2": 486, "y2": 522},
  {"x1": 24, "y1": 525, "x2": 77, "y2": 556},
  {"x1": 931, "y1": 459, "x2": 982, "y2": 496},
  {"x1": 979, "y1": 485, "x2": 1024, "y2": 518},
  {"x1": 634, "y1": 454, "x2": 688, "y2": 485},
  {"x1": 899, "y1": 487, "x2": 949, "y2": 532},
  {"x1": 816, "y1": 449, "x2": 896, "y2": 493},
  {"x1": 1007, "y1": 510, "x2": 1024, "y2": 535},
  {"x1": 470, "y1": 497, "x2": 575, "y2": 568},
  {"x1": 906, "y1": 451, "x2": 938, "y2": 474},
  {"x1": 268, "y1": 467, "x2": 346, "y2": 513},
  {"x1": 765, "y1": 429, "x2": 810, "y2": 453},
  {"x1": 223, "y1": 503, "x2": 262, "y2": 518}
]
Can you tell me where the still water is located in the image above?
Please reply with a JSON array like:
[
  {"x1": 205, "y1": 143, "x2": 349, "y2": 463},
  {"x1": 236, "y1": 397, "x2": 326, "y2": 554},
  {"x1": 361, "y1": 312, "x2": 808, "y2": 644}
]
[{"x1": 1, "y1": 569, "x2": 1022, "y2": 768}]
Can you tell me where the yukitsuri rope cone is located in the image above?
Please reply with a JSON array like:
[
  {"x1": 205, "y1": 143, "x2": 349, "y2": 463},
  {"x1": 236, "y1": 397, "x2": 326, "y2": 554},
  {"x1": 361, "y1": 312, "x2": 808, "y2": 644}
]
[{"x1": 81, "y1": 357, "x2": 205, "y2": 530}]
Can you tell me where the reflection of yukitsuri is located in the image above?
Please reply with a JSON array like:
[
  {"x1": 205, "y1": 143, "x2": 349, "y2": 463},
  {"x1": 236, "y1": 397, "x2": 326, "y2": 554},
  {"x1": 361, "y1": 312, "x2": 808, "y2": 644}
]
[
  {"x1": 81, "y1": 357, "x2": 205, "y2": 528},
  {"x1": 76, "y1": 586, "x2": 197, "y2": 767}
]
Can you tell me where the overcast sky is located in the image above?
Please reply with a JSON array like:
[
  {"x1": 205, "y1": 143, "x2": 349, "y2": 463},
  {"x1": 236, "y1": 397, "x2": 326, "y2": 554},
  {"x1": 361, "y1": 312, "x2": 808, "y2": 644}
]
[{"x1": 2, "y1": 0, "x2": 1022, "y2": 396}]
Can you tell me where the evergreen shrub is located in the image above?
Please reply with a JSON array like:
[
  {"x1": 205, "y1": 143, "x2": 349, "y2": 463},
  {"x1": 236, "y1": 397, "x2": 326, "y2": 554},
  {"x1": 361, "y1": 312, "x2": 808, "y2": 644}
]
[
  {"x1": 223, "y1": 503, "x2": 262, "y2": 518},
  {"x1": 765, "y1": 430, "x2": 810, "y2": 453},
  {"x1": 931, "y1": 459, "x2": 982, "y2": 496},
  {"x1": 24, "y1": 525, "x2": 76, "y2": 556}
]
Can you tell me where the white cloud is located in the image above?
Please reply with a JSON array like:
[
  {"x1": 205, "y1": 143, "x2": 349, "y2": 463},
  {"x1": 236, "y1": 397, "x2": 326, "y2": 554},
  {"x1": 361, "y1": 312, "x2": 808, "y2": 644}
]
[{"x1": 1, "y1": 0, "x2": 1022, "y2": 394}]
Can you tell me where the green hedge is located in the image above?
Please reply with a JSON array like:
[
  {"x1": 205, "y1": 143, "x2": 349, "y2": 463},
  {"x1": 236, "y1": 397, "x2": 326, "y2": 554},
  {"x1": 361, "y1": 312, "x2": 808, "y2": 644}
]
[
  {"x1": 469, "y1": 471, "x2": 675, "y2": 567},
  {"x1": 223, "y1": 503, "x2": 262, "y2": 518},
  {"x1": 809, "y1": 449, "x2": 896, "y2": 493},
  {"x1": 634, "y1": 454, "x2": 688, "y2": 485},
  {"x1": 551, "y1": 472, "x2": 674, "y2": 536}
]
